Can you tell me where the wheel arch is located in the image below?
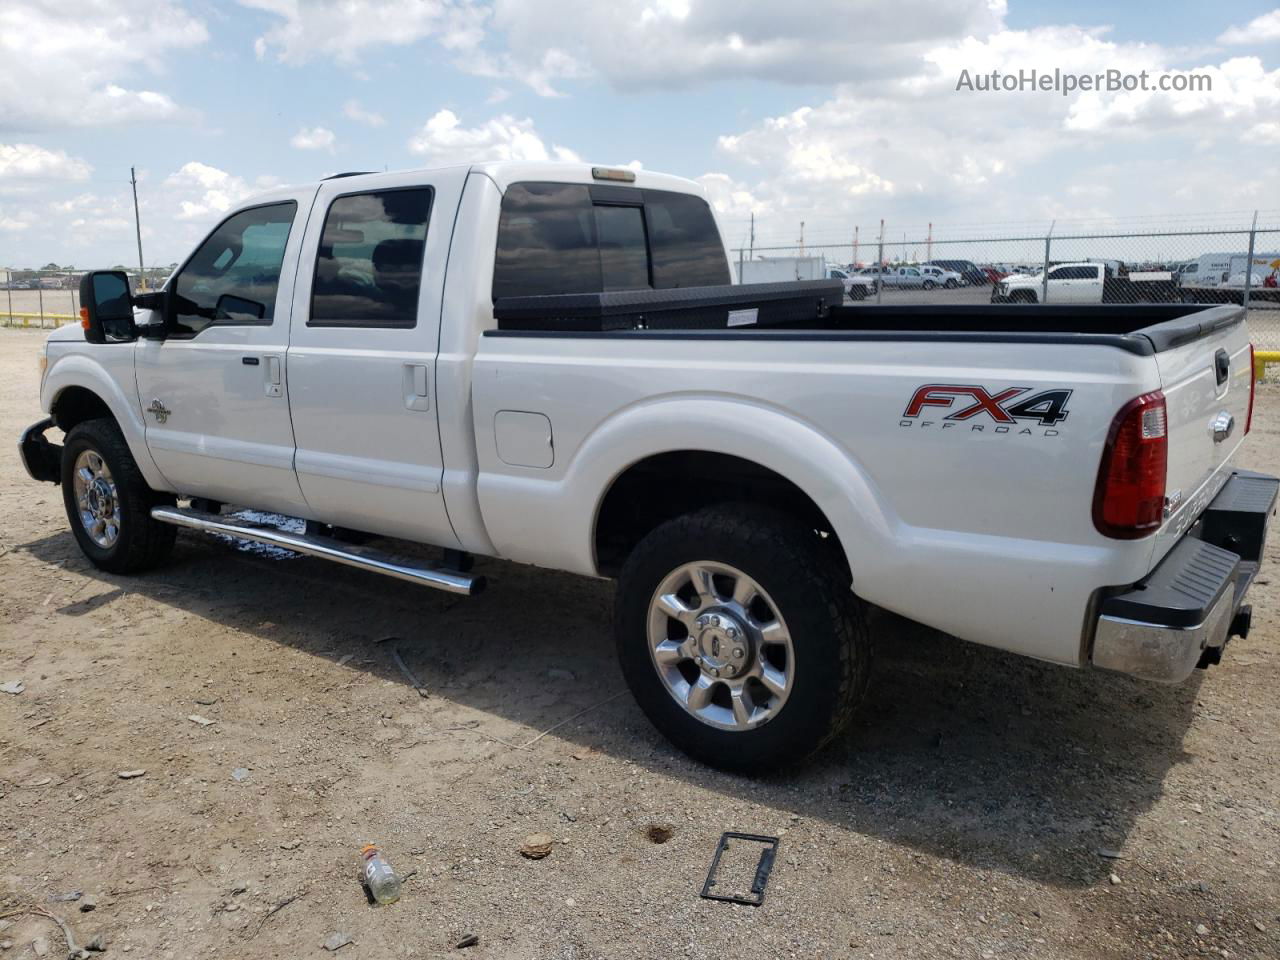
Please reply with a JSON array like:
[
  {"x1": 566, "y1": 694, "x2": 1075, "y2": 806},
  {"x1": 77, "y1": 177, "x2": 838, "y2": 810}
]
[
  {"x1": 564, "y1": 397, "x2": 897, "y2": 584},
  {"x1": 594, "y1": 450, "x2": 848, "y2": 579},
  {"x1": 42, "y1": 356, "x2": 171, "y2": 492}
]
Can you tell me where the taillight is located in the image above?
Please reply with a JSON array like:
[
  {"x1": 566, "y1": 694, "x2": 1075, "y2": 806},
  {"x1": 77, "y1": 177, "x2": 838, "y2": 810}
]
[
  {"x1": 1093, "y1": 391, "x2": 1168, "y2": 539},
  {"x1": 1247, "y1": 343, "x2": 1256, "y2": 435}
]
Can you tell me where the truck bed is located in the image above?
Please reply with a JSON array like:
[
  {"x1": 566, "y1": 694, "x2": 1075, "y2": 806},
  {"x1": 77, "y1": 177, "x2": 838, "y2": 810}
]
[{"x1": 492, "y1": 298, "x2": 1243, "y2": 358}]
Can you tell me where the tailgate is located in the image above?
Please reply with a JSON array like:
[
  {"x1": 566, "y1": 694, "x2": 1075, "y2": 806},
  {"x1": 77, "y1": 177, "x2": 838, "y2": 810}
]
[{"x1": 1153, "y1": 310, "x2": 1252, "y2": 548}]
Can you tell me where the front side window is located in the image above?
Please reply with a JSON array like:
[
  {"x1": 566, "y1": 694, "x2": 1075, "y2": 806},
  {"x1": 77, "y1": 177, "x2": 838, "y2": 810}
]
[
  {"x1": 172, "y1": 202, "x2": 297, "y2": 336},
  {"x1": 310, "y1": 188, "x2": 432, "y2": 328},
  {"x1": 1047, "y1": 266, "x2": 1072, "y2": 280},
  {"x1": 492, "y1": 182, "x2": 729, "y2": 300}
]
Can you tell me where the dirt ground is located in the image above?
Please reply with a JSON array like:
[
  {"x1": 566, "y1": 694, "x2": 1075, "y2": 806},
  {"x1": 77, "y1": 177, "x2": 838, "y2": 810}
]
[{"x1": 2, "y1": 326, "x2": 1278, "y2": 960}]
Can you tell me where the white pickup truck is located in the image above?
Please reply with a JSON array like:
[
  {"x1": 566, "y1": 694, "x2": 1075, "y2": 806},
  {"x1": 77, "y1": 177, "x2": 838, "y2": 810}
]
[
  {"x1": 19, "y1": 162, "x2": 1277, "y2": 773},
  {"x1": 993, "y1": 261, "x2": 1178, "y2": 304}
]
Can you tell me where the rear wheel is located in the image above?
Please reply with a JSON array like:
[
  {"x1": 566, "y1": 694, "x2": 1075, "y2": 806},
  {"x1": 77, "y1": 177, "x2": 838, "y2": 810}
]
[
  {"x1": 614, "y1": 504, "x2": 870, "y2": 773},
  {"x1": 61, "y1": 418, "x2": 175, "y2": 574}
]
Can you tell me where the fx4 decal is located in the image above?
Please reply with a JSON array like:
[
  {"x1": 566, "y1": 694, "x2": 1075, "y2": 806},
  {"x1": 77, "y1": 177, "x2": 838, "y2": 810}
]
[{"x1": 902, "y1": 385, "x2": 1072, "y2": 430}]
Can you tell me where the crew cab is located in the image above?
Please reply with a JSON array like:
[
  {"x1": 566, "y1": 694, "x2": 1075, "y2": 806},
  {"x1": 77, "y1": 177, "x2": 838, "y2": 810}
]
[
  {"x1": 993, "y1": 261, "x2": 1178, "y2": 304},
  {"x1": 19, "y1": 162, "x2": 1277, "y2": 773}
]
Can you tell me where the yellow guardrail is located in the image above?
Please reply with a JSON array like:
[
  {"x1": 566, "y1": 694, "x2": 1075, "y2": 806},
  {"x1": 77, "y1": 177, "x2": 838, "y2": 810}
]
[
  {"x1": 1257, "y1": 350, "x2": 1280, "y2": 380},
  {"x1": 1, "y1": 311, "x2": 78, "y2": 327}
]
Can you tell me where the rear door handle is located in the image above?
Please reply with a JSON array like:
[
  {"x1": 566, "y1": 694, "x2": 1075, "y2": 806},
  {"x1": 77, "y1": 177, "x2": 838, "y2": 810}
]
[
  {"x1": 264, "y1": 356, "x2": 282, "y2": 398},
  {"x1": 403, "y1": 362, "x2": 430, "y2": 412}
]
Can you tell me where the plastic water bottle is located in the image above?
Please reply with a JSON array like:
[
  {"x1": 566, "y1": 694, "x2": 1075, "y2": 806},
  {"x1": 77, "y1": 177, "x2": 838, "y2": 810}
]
[{"x1": 359, "y1": 844, "x2": 402, "y2": 904}]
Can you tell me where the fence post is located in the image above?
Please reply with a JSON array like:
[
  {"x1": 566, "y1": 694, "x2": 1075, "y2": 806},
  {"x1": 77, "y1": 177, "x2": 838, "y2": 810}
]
[
  {"x1": 1041, "y1": 221, "x2": 1054, "y2": 304},
  {"x1": 738, "y1": 247, "x2": 744, "y2": 284},
  {"x1": 876, "y1": 219, "x2": 884, "y2": 305},
  {"x1": 1243, "y1": 211, "x2": 1258, "y2": 312}
]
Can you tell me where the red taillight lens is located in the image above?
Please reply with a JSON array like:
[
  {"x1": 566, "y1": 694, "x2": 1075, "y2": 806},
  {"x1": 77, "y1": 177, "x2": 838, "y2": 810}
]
[
  {"x1": 1247, "y1": 343, "x2": 1256, "y2": 435},
  {"x1": 1093, "y1": 391, "x2": 1168, "y2": 539}
]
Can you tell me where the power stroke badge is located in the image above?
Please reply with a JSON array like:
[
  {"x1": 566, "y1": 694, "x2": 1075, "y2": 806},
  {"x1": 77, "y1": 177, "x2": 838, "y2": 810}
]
[{"x1": 900, "y1": 384, "x2": 1071, "y2": 436}]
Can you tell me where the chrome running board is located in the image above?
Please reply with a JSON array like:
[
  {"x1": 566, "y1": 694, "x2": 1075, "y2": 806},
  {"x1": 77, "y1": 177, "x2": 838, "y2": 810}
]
[{"x1": 150, "y1": 506, "x2": 482, "y2": 596}]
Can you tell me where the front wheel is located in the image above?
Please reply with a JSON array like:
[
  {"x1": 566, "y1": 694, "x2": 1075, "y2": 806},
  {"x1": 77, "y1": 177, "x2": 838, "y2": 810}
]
[
  {"x1": 614, "y1": 505, "x2": 870, "y2": 773},
  {"x1": 61, "y1": 418, "x2": 175, "y2": 574},
  {"x1": 922, "y1": 279, "x2": 936, "y2": 290}
]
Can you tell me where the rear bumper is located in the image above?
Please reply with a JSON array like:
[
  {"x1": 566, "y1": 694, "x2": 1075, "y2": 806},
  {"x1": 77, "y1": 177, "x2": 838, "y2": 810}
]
[
  {"x1": 18, "y1": 417, "x2": 61, "y2": 484},
  {"x1": 1091, "y1": 470, "x2": 1278, "y2": 683}
]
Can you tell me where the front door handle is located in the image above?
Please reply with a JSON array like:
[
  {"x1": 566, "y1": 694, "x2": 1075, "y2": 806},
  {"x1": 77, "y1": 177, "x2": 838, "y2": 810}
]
[{"x1": 264, "y1": 356, "x2": 282, "y2": 398}]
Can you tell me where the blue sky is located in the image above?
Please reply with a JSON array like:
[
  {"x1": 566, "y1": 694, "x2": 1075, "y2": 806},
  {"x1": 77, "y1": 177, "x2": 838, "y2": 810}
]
[{"x1": 2, "y1": 0, "x2": 1280, "y2": 266}]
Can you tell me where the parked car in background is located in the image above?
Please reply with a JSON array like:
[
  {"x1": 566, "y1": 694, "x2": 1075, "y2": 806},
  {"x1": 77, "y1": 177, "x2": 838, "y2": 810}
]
[
  {"x1": 926, "y1": 259, "x2": 988, "y2": 286},
  {"x1": 919, "y1": 264, "x2": 964, "y2": 288},
  {"x1": 739, "y1": 256, "x2": 873, "y2": 300},
  {"x1": 992, "y1": 262, "x2": 1177, "y2": 304},
  {"x1": 981, "y1": 267, "x2": 1009, "y2": 284}
]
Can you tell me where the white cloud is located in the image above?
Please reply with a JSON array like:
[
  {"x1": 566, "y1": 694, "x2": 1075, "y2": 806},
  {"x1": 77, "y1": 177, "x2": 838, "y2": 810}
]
[
  {"x1": 343, "y1": 100, "x2": 386, "y2": 127},
  {"x1": 164, "y1": 162, "x2": 255, "y2": 221},
  {"x1": 1219, "y1": 9, "x2": 1280, "y2": 45},
  {"x1": 701, "y1": 19, "x2": 1280, "y2": 244},
  {"x1": 481, "y1": 0, "x2": 1005, "y2": 94},
  {"x1": 242, "y1": 0, "x2": 486, "y2": 64},
  {"x1": 0, "y1": 143, "x2": 91, "y2": 181},
  {"x1": 407, "y1": 110, "x2": 580, "y2": 164},
  {"x1": 0, "y1": 1, "x2": 207, "y2": 130},
  {"x1": 291, "y1": 126, "x2": 337, "y2": 152}
]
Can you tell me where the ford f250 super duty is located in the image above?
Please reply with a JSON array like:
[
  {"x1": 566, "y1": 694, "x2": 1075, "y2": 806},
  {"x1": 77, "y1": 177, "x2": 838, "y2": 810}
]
[{"x1": 18, "y1": 162, "x2": 1278, "y2": 773}]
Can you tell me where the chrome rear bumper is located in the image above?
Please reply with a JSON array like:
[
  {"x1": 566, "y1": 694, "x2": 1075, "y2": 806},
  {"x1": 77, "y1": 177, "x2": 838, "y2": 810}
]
[{"x1": 1091, "y1": 470, "x2": 1278, "y2": 684}]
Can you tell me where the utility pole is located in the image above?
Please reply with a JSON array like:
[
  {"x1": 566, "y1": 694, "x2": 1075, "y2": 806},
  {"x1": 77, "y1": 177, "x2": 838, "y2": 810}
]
[
  {"x1": 131, "y1": 167, "x2": 146, "y2": 291},
  {"x1": 798, "y1": 221, "x2": 805, "y2": 257},
  {"x1": 853, "y1": 226, "x2": 859, "y2": 267},
  {"x1": 927, "y1": 223, "x2": 932, "y2": 263},
  {"x1": 749, "y1": 211, "x2": 755, "y2": 258}
]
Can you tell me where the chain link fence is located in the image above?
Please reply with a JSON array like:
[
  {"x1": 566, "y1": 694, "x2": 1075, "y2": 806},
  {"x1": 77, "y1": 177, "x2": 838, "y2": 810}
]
[
  {"x1": 732, "y1": 213, "x2": 1280, "y2": 362},
  {"x1": 1, "y1": 266, "x2": 171, "y2": 329}
]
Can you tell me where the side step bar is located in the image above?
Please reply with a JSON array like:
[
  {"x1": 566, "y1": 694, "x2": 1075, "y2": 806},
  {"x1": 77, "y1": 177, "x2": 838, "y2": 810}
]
[{"x1": 150, "y1": 506, "x2": 483, "y2": 596}]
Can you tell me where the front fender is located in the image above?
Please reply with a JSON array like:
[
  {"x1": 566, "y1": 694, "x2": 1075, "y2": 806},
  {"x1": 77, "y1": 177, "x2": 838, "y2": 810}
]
[
  {"x1": 476, "y1": 394, "x2": 899, "y2": 581},
  {"x1": 41, "y1": 351, "x2": 171, "y2": 492}
]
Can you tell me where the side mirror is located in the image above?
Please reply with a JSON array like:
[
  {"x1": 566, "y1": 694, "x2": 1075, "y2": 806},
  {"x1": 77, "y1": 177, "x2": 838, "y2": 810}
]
[{"x1": 78, "y1": 271, "x2": 137, "y2": 344}]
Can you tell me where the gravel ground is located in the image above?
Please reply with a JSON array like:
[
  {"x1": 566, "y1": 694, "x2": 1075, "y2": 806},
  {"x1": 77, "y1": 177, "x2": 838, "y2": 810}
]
[{"x1": 1, "y1": 326, "x2": 1278, "y2": 959}]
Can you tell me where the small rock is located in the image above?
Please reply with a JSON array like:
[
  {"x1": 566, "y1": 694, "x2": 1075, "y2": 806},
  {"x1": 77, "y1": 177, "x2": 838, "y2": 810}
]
[
  {"x1": 0, "y1": 680, "x2": 24, "y2": 695},
  {"x1": 224, "y1": 903, "x2": 240, "y2": 913},
  {"x1": 79, "y1": 894, "x2": 98, "y2": 912},
  {"x1": 565, "y1": 898, "x2": 576, "y2": 908},
  {"x1": 323, "y1": 932, "x2": 353, "y2": 952},
  {"x1": 194, "y1": 696, "x2": 219, "y2": 706},
  {"x1": 1096, "y1": 847, "x2": 1126, "y2": 859},
  {"x1": 0, "y1": 940, "x2": 11, "y2": 951},
  {"x1": 188, "y1": 714, "x2": 216, "y2": 726},
  {"x1": 31, "y1": 938, "x2": 48, "y2": 958},
  {"x1": 455, "y1": 933, "x2": 479, "y2": 949},
  {"x1": 1191, "y1": 803, "x2": 1204, "y2": 814},
  {"x1": 520, "y1": 833, "x2": 554, "y2": 859},
  {"x1": 337, "y1": 654, "x2": 354, "y2": 667},
  {"x1": 47, "y1": 891, "x2": 81, "y2": 902},
  {"x1": 85, "y1": 934, "x2": 106, "y2": 952},
  {"x1": 1109, "y1": 873, "x2": 1122, "y2": 885},
  {"x1": 280, "y1": 839, "x2": 302, "y2": 850},
  {"x1": 1255, "y1": 921, "x2": 1267, "y2": 933},
  {"x1": 1196, "y1": 923, "x2": 1211, "y2": 936},
  {"x1": 117, "y1": 769, "x2": 146, "y2": 779},
  {"x1": 232, "y1": 768, "x2": 250, "y2": 782},
  {"x1": 231, "y1": 882, "x2": 248, "y2": 895}
]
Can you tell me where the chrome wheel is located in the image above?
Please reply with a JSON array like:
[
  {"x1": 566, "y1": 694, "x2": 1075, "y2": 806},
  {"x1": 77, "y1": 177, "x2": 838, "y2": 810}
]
[
  {"x1": 72, "y1": 449, "x2": 121, "y2": 549},
  {"x1": 646, "y1": 561, "x2": 794, "y2": 731}
]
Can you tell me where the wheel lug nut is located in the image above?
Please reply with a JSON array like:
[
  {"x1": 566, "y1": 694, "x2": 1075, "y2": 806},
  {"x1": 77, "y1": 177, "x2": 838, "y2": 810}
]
[
  {"x1": 726, "y1": 628, "x2": 737, "y2": 639},
  {"x1": 711, "y1": 668, "x2": 720, "y2": 677},
  {"x1": 732, "y1": 647, "x2": 744, "y2": 658}
]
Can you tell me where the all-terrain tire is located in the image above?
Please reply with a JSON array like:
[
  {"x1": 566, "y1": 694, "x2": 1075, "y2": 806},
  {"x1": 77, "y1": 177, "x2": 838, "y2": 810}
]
[
  {"x1": 614, "y1": 504, "x2": 871, "y2": 774},
  {"x1": 61, "y1": 417, "x2": 176, "y2": 574}
]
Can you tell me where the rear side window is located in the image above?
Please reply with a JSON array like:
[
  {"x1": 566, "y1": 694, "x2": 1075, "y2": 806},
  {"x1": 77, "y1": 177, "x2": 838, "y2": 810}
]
[
  {"x1": 172, "y1": 202, "x2": 297, "y2": 337},
  {"x1": 310, "y1": 188, "x2": 432, "y2": 328},
  {"x1": 492, "y1": 181, "x2": 728, "y2": 299}
]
